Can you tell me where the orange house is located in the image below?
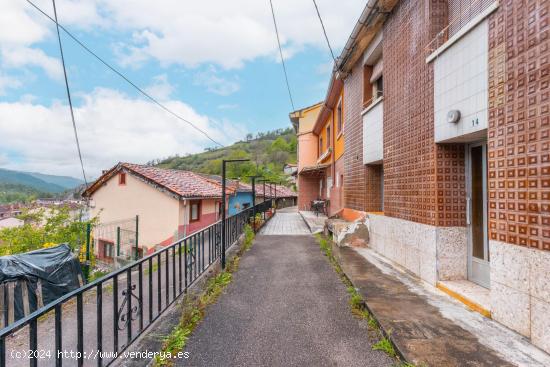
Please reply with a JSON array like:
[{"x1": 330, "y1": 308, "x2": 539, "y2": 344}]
[
  {"x1": 291, "y1": 75, "x2": 345, "y2": 215},
  {"x1": 290, "y1": 102, "x2": 322, "y2": 211},
  {"x1": 312, "y1": 76, "x2": 344, "y2": 216}
]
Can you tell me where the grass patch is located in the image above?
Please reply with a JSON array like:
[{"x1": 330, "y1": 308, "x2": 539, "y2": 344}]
[
  {"x1": 155, "y1": 225, "x2": 255, "y2": 366},
  {"x1": 314, "y1": 234, "x2": 414, "y2": 365},
  {"x1": 373, "y1": 337, "x2": 397, "y2": 358}
]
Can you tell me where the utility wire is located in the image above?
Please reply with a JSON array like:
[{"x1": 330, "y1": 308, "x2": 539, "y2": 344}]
[
  {"x1": 312, "y1": 0, "x2": 336, "y2": 63},
  {"x1": 51, "y1": 0, "x2": 88, "y2": 188},
  {"x1": 268, "y1": 0, "x2": 295, "y2": 111},
  {"x1": 27, "y1": 0, "x2": 224, "y2": 149}
]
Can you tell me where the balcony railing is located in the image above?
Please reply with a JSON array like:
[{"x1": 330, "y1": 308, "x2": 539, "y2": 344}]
[{"x1": 0, "y1": 200, "x2": 273, "y2": 367}]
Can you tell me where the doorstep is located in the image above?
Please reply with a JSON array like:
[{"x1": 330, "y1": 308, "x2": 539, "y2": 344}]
[
  {"x1": 437, "y1": 280, "x2": 491, "y2": 318},
  {"x1": 331, "y1": 243, "x2": 550, "y2": 367}
]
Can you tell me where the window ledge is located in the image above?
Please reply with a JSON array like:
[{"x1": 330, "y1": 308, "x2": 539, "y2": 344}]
[
  {"x1": 336, "y1": 130, "x2": 343, "y2": 140},
  {"x1": 361, "y1": 96, "x2": 383, "y2": 116}
]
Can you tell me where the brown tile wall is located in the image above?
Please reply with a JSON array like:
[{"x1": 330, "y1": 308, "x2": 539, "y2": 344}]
[
  {"x1": 488, "y1": 0, "x2": 550, "y2": 251},
  {"x1": 382, "y1": 0, "x2": 465, "y2": 226},
  {"x1": 343, "y1": 61, "x2": 367, "y2": 210},
  {"x1": 365, "y1": 164, "x2": 383, "y2": 212}
]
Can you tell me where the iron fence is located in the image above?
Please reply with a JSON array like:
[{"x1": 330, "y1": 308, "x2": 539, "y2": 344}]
[{"x1": 0, "y1": 201, "x2": 272, "y2": 367}]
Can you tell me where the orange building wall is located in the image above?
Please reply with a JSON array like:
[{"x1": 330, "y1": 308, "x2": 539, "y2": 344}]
[
  {"x1": 334, "y1": 92, "x2": 344, "y2": 160},
  {"x1": 297, "y1": 132, "x2": 318, "y2": 171}
]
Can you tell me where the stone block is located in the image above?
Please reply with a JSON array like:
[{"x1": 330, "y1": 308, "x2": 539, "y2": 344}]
[
  {"x1": 531, "y1": 297, "x2": 550, "y2": 354},
  {"x1": 491, "y1": 281, "x2": 530, "y2": 337}
]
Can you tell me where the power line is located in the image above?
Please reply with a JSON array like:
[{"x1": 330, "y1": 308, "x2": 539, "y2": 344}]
[
  {"x1": 51, "y1": 0, "x2": 88, "y2": 188},
  {"x1": 268, "y1": 0, "x2": 295, "y2": 111},
  {"x1": 27, "y1": 0, "x2": 224, "y2": 149},
  {"x1": 312, "y1": 0, "x2": 336, "y2": 63}
]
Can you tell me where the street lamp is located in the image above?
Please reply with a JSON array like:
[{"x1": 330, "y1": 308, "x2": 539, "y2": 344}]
[
  {"x1": 222, "y1": 159, "x2": 249, "y2": 269},
  {"x1": 257, "y1": 179, "x2": 269, "y2": 221},
  {"x1": 247, "y1": 175, "x2": 263, "y2": 233}
]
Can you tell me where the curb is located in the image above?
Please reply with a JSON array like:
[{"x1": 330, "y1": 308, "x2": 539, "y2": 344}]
[
  {"x1": 298, "y1": 211, "x2": 313, "y2": 233},
  {"x1": 329, "y1": 241, "x2": 411, "y2": 365}
]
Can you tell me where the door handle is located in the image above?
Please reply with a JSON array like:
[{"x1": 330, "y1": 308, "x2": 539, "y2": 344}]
[{"x1": 466, "y1": 197, "x2": 471, "y2": 225}]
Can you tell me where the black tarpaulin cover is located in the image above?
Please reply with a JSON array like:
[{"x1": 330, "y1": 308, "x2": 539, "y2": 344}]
[{"x1": 0, "y1": 243, "x2": 83, "y2": 321}]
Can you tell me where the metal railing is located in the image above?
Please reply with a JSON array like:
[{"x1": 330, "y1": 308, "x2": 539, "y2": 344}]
[{"x1": 0, "y1": 201, "x2": 273, "y2": 367}]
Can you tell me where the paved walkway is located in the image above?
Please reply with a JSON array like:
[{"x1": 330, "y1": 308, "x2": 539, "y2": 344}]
[
  {"x1": 180, "y1": 214, "x2": 392, "y2": 366},
  {"x1": 260, "y1": 206, "x2": 311, "y2": 235}
]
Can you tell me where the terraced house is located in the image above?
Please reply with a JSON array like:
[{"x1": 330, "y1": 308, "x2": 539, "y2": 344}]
[
  {"x1": 298, "y1": 0, "x2": 549, "y2": 354},
  {"x1": 83, "y1": 163, "x2": 235, "y2": 259}
]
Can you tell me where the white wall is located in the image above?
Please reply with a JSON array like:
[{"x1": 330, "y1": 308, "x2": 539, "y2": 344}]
[
  {"x1": 434, "y1": 20, "x2": 488, "y2": 143},
  {"x1": 363, "y1": 99, "x2": 384, "y2": 165},
  {"x1": 90, "y1": 173, "x2": 180, "y2": 250}
]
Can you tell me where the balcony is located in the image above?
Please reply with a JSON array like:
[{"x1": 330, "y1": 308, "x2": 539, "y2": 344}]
[{"x1": 362, "y1": 97, "x2": 383, "y2": 165}]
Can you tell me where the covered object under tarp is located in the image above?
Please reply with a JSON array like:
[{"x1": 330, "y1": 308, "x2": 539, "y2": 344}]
[{"x1": 0, "y1": 243, "x2": 84, "y2": 326}]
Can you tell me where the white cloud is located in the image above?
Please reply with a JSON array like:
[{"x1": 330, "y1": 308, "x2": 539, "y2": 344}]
[
  {"x1": 1, "y1": 47, "x2": 62, "y2": 80},
  {"x1": 0, "y1": 73, "x2": 22, "y2": 95},
  {"x1": 144, "y1": 74, "x2": 175, "y2": 100},
  {"x1": 95, "y1": 0, "x2": 365, "y2": 69},
  {"x1": 194, "y1": 66, "x2": 240, "y2": 96},
  {"x1": 0, "y1": 88, "x2": 247, "y2": 177},
  {"x1": 1, "y1": 0, "x2": 364, "y2": 73}
]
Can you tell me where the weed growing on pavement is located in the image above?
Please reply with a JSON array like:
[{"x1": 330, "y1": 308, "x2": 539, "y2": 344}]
[
  {"x1": 155, "y1": 225, "x2": 255, "y2": 366},
  {"x1": 373, "y1": 336, "x2": 397, "y2": 358}
]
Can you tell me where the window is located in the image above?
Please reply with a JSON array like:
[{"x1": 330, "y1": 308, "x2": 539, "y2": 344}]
[
  {"x1": 374, "y1": 76, "x2": 383, "y2": 99},
  {"x1": 319, "y1": 137, "x2": 323, "y2": 154},
  {"x1": 119, "y1": 172, "x2": 126, "y2": 185},
  {"x1": 337, "y1": 99, "x2": 343, "y2": 134},
  {"x1": 363, "y1": 64, "x2": 373, "y2": 108},
  {"x1": 326, "y1": 126, "x2": 331, "y2": 148},
  {"x1": 190, "y1": 201, "x2": 201, "y2": 222}
]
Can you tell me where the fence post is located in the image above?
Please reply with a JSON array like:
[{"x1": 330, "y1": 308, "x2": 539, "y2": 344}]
[
  {"x1": 84, "y1": 223, "x2": 91, "y2": 280},
  {"x1": 116, "y1": 226, "x2": 121, "y2": 257},
  {"x1": 135, "y1": 215, "x2": 139, "y2": 260}
]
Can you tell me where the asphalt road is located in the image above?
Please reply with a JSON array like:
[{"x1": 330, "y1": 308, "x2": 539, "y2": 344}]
[{"x1": 180, "y1": 231, "x2": 392, "y2": 366}]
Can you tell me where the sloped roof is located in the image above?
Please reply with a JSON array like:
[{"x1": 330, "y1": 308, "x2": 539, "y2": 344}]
[
  {"x1": 83, "y1": 163, "x2": 235, "y2": 199},
  {"x1": 196, "y1": 174, "x2": 252, "y2": 193},
  {"x1": 255, "y1": 184, "x2": 296, "y2": 198}
]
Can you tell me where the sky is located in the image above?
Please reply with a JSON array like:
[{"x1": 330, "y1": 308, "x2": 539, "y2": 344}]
[{"x1": 0, "y1": 0, "x2": 364, "y2": 178}]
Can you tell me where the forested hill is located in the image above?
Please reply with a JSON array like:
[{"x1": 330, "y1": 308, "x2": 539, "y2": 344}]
[{"x1": 154, "y1": 128, "x2": 297, "y2": 184}]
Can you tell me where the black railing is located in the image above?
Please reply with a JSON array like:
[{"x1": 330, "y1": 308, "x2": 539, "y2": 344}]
[{"x1": 0, "y1": 202, "x2": 273, "y2": 367}]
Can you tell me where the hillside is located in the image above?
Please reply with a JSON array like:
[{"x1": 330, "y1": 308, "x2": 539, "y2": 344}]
[
  {"x1": 26, "y1": 172, "x2": 84, "y2": 189},
  {"x1": 155, "y1": 127, "x2": 297, "y2": 184},
  {"x1": 0, "y1": 182, "x2": 54, "y2": 204},
  {"x1": 0, "y1": 168, "x2": 84, "y2": 204}
]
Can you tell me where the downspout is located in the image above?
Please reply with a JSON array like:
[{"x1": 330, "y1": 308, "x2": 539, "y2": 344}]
[{"x1": 182, "y1": 199, "x2": 188, "y2": 238}]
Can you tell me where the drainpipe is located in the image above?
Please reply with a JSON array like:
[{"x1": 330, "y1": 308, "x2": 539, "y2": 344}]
[{"x1": 336, "y1": 0, "x2": 380, "y2": 77}]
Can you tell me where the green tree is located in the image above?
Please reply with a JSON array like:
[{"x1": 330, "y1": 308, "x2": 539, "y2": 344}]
[{"x1": 0, "y1": 206, "x2": 96, "y2": 256}]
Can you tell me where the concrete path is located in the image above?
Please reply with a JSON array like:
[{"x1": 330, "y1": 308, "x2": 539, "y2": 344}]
[
  {"x1": 299, "y1": 210, "x2": 327, "y2": 234},
  {"x1": 260, "y1": 206, "x2": 311, "y2": 235},
  {"x1": 334, "y1": 245, "x2": 550, "y2": 367},
  {"x1": 180, "y1": 230, "x2": 392, "y2": 366}
]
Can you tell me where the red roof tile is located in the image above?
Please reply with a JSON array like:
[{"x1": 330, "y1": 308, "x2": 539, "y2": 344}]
[{"x1": 83, "y1": 163, "x2": 234, "y2": 199}]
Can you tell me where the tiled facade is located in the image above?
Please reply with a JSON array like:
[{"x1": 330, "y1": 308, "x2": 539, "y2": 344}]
[
  {"x1": 343, "y1": 61, "x2": 366, "y2": 210},
  {"x1": 484, "y1": 0, "x2": 550, "y2": 348},
  {"x1": 487, "y1": 0, "x2": 549, "y2": 251}
]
